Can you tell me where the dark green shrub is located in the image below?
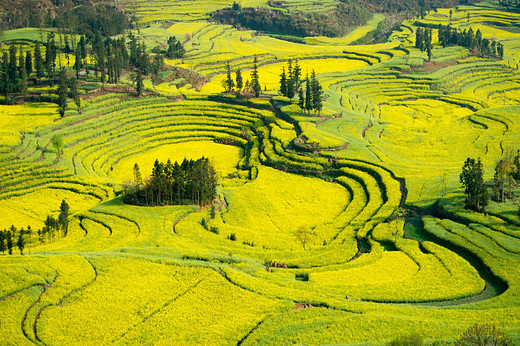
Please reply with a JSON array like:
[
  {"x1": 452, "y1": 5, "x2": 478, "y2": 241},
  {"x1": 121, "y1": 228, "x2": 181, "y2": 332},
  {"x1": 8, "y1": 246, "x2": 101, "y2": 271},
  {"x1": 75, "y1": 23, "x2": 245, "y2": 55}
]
[
  {"x1": 455, "y1": 324, "x2": 513, "y2": 346},
  {"x1": 227, "y1": 233, "x2": 236, "y2": 241},
  {"x1": 388, "y1": 333, "x2": 423, "y2": 345}
]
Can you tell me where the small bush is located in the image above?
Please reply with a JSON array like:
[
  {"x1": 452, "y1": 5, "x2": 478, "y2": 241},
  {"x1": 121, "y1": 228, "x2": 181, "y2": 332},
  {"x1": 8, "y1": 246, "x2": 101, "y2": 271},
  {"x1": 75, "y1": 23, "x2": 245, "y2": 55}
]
[
  {"x1": 388, "y1": 333, "x2": 423, "y2": 345},
  {"x1": 227, "y1": 233, "x2": 236, "y2": 241},
  {"x1": 209, "y1": 226, "x2": 219, "y2": 234},
  {"x1": 455, "y1": 324, "x2": 513, "y2": 346}
]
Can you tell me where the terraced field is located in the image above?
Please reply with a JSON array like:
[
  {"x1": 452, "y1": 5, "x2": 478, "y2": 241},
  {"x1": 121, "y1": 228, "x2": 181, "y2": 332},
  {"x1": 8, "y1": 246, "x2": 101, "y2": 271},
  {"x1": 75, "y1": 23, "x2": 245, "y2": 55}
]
[{"x1": 1, "y1": 1, "x2": 520, "y2": 344}]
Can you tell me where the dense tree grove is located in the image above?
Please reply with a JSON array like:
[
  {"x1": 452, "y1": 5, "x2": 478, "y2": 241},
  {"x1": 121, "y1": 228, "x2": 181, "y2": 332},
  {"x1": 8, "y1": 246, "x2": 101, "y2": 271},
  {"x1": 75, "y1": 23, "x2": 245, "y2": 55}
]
[
  {"x1": 123, "y1": 158, "x2": 217, "y2": 207},
  {"x1": 416, "y1": 25, "x2": 505, "y2": 60},
  {"x1": 438, "y1": 25, "x2": 504, "y2": 59},
  {"x1": 211, "y1": 1, "x2": 371, "y2": 38}
]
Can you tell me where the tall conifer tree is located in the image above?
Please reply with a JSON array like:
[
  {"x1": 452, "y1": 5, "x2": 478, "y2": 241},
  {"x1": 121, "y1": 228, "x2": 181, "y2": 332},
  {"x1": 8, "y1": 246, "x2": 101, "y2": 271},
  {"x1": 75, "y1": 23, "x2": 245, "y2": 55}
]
[
  {"x1": 235, "y1": 68, "x2": 243, "y2": 91},
  {"x1": 279, "y1": 66, "x2": 287, "y2": 97},
  {"x1": 251, "y1": 56, "x2": 261, "y2": 97}
]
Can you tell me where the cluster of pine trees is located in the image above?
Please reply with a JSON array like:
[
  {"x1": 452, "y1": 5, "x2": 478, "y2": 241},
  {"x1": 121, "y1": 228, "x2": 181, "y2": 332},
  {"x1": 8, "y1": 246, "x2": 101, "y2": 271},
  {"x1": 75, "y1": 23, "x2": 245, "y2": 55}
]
[
  {"x1": 0, "y1": 32, "x2": 81, "y2": 114},
  {"x1": 416, "y1": 25, "x2": 504, "y2": 61},
  {"x1": 438, "y1": 25, "x2": 504, "y2": 59},
  {"x1": 222, "y1": 56, "x2": 262, "y2": 97},
  {"x1": 279, "y1": 60, "x2": 302, "y2": 100},
  {"x1": 166, "y1": 37, "x2": 186, "y2": 59},
  {"x1": 499, "y1": 0, "x2": 520, "y2": 7},
  {"x1": 415, "y1": 27, "x2": 434, "y2": 60},
  {"x1": 0, "y1": 200, "x2": 69, "y2": 255},
  {"x1": 0, "y1": 32, "x2": 71, "y2": 99},
  {"x1": 297, "y1": 70, "x2": 324, "y2": 115},
  {"x1": 278, "y1": 60, "x2": 324, "y2": 115},
  {"x1": 124, "y1": 158, "x2": 217, "y2": 207}
]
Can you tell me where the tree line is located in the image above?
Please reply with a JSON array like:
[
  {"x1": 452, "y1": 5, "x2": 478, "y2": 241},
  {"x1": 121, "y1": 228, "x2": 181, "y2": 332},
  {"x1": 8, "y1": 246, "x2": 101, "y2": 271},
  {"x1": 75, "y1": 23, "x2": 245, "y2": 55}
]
[
  {"x1": 416, "y1": 25, "x2": 504, "y2": 61},
  {"x1": 438, "y1": 25, "x2": 504, "y2": 59},
  {"x1": 123, "y1": 158, "x2": 217, "y2": 207},
  {"x1": 211, "y1": 1, "x2": 371, "y2": 38},
  {"x1": 415, "y1": 27, "x2": 433, "y2": 60},
  {"x1": 0, "y1": 200, "x2": 69, "y2": 255},
  {"x1": 460, "y1": 150, "x2": 520, "y2": 212}
]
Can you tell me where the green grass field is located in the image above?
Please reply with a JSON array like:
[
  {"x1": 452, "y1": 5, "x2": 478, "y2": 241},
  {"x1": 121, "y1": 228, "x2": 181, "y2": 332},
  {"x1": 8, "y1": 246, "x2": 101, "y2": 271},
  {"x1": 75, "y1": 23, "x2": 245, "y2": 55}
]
[{"x1": 1, "y1": 1, "x2": 520, "y2": 344}]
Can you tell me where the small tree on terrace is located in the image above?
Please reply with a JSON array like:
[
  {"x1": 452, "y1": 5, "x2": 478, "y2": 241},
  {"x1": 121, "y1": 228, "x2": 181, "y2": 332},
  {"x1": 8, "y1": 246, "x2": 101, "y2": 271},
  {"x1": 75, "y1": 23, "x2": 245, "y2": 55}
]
[
  {"x1": 251, "y1": 56, "x2": 261, "y2": 97},
  {"x1": 415, "y1": 27, "x2": 424, "y2": 50},
  {"x1": 294, "y1": 226, "x2": 314, "y2": 251},
  {"x1": 68, "y1": 76, "x2": 81, "y2": 110},
  {"x1": 6, "y1": 227, "x2": 15, "y2": 255},
  {"x1": 34, "y1": 42, "x2": 44, "y2": 80},
  {"x1": 223, "y1": 62, "x2": 235, "y2": 92},
  {"x1": 310, "y1": 70, "x2": 323, "y2": 115},
  {"x1": 57, "y1": 69, "x2": 68, "y2": 117},
  {"x1": 135, "y1": 69, "x2": 144, "y2": 97},
  {"x1": 304, "y1": 74, "x2": 312, "y2": 115},
  {"x1": 26, "y1": 226, "x2": 32, "y2": 254},
  {"x1": 59, "y1": 199, "x2": 70, "y2": 236},
  {"x1": 279, "y1": 66, "x2": 287, "y2": 97},
  {"x1": 235, "y1": 68, "x2": 243, "y2": 91},
  {"x1": 286, "y1": 60, "x2": 295, "y2": 99},
  {"x1": 460, "y1": 157, "x2": 489, "y2": 211},
  {"x1": 52, "y1": 134, "x2": 64, "y2": 155},
  {"x1": 292, "y1": 59, "x2": 302, "y2": 91},
  {"x1": 0, "y1": 230, "x2": 6, "y2": 254},
  {"x1": 133, "y1": 163, "x2": 143, "y2": 185},
  {"x1": 17, "y1": 228, "x2": 25, "y2": 255},
  {"x1": 298, "y1": 87, "x2": 305, "y2": 113}
]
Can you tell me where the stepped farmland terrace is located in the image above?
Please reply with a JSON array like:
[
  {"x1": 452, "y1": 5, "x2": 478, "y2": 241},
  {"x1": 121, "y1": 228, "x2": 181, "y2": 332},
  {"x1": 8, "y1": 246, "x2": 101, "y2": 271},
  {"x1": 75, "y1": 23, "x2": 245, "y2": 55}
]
[{"x1": 0, "y1": 0, "x2": 520, "y2": 344}]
